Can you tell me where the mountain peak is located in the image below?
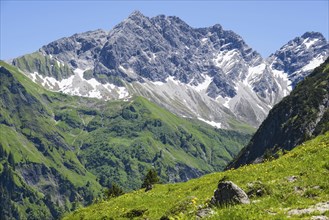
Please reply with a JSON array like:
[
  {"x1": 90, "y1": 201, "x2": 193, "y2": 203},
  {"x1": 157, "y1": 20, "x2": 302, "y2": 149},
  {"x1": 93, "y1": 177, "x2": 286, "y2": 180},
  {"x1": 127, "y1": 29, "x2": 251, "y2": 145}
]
[
  {"x1": 127, "y1": 10, "x2": 148, "y2": 20},
  {"x1": 212, "y1": 23, "x2": 223, "y2": 31},
  {"x1": 301, "y1": 31, "x2": 325, "y2": 40}
]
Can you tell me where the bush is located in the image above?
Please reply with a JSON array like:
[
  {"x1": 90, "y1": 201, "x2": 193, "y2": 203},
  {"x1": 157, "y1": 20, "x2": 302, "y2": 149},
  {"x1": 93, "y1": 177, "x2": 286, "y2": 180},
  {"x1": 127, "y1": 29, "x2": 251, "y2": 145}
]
[{"x1": 122, "y1": 209, "x2": 147, "y2": 218}]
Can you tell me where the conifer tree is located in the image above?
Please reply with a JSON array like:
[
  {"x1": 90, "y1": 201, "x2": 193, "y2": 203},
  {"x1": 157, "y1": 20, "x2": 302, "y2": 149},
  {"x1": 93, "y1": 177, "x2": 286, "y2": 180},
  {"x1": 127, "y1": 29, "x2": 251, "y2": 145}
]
[
  {"x1": 141, "y1": 168, "x2": 159, "y2": 190},
  {"x1": 105, "y1": 183, "x2": 124, "y2": 199},
  {"x1": 8, "y1": 152, "x2": 15, "y2": 170}
]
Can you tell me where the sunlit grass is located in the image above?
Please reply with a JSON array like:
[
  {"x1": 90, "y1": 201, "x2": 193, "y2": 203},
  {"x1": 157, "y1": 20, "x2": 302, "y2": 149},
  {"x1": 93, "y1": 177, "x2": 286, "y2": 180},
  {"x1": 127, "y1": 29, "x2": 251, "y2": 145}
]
[{"x1": 64, "y1": 132, "x2": 329, "y2": 219}]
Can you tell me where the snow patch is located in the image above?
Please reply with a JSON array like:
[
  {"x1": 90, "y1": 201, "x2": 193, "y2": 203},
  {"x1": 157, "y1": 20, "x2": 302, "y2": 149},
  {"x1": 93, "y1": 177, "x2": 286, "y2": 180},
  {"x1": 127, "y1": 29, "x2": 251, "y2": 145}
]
[
  {"x1": 248, "y1": 63, "x2": 266, "y2": 76},
  {"x1": 88, "y1": 90, "x2": 102, "y2": 99},
  {"x1": 151, "y1": 53, "x2": 157, "y2": 60},
  {"x1": 271, "y1": 67, "x2": 292, "y2": 96},
  {"x1": 302, "y1": 55, "x2": 325, "y2": 71},
  {"x1": 166, "y1": 76, "x2": 180, "y2": 85},
  {"x1": 119, "y1": 65, "x2": 138, "y2": 78},
  {"x1": 213, "y1": 50, "x2": 239, "y2": 71},
  {"x1": 243, "y1": 63, "x2": 266, "y2": 86},
  {"x1": 272, "y1": 69, "x2": 286, "y2": 79},
  {"x1": 152, "y1": 81, "x2": 165, "y2": 86},
  {"x1": 201, "y1": 38, "x2": 208, "y2": 43},
  {"x1": 223, "y1": 97, "x2": 231, "y2": 108},
  {"x1": 198, "y1": 117, "x2": 222, "y2": 129},
  {"x1": 221, "y1": 43, "x2": 232, "y2": 49},
  {"x1": 303, "y1": 38, "x2": 319, "y2": 49},
  {"x1": 256, "y1": 104, "x2": 265, "y2": 112},
  {"x1": 189, "y1": 75, "x2": 212, "y2": 92},
  {"x1": 26, "y1": 68, "x2": 129, "y2": 100}
]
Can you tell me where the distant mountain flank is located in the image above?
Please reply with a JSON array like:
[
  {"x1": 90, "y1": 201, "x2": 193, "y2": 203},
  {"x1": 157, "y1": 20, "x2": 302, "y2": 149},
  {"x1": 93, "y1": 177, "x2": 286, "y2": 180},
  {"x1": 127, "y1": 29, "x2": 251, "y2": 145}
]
[
  {"x1": 228, "y1": 57, "x2": 329, "y2": 169},
  {"x1": 0, "y1": 61, "x2": 250, "y2": 219},
  {"x1": 11, "y1": 11, "x2": 329, "y2": 129}
]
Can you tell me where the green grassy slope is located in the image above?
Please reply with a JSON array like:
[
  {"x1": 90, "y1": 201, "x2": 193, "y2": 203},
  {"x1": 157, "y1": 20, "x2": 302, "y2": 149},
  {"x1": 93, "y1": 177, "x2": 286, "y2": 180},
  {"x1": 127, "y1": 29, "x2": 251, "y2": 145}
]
[
  {"x1": 12, "y1": 52, "x2": 74, "y2": 80},
  {"x1": 0, "y1": 62, "x2": 102, "y2": 219},
  {"x1": 72, "y1": 95, "x2": 251, "y2": 190},
  {"x1": 64, "y1": 131, "x2": 329, "y2": 220},
  {"x1": 0, "y1": 61, "x2": 251, "y2": 219}
]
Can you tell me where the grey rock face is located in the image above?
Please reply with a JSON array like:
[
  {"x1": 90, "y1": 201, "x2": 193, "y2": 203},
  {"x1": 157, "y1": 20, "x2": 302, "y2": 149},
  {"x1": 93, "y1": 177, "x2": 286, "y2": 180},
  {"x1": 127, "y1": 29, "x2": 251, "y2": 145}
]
[
  {"x1": 93, "y1": 11, "x2": 263, "y2": 93},
  {"x1": 11, "y1": 11, "x2": 329, "y2": 129},
  {"x1": 268, "y1": 31, "x2": 329, "y2": 87},
  {"x1": 210, "y1": 181, "x2": 250, "y2": 206},
  {"x1": 40, "y1": 29, "x2": 109, "y2": 70}
]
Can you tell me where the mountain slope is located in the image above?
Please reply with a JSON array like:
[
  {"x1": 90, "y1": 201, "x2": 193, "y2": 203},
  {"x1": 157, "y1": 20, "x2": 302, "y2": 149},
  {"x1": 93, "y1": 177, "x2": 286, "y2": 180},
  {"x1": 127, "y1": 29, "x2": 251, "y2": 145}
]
[
  {"x1": 268, "y1": 32, "x2": 329, "y2": 87},
  {"x1": 11, "y1": 11, "x2": 329, "y2": 129},
  {"x1": 0, "y1": 61, "x2": 250, "y2": 219},
  {"x1": 228, "y1": 58, "x2": 329, "y2": 169},
  {"x1": 0, "y1": 62, "x2": 102, "y2": 219},
  {"x1": 63, "y1": 131, "x2": 329, "y2": 220}
]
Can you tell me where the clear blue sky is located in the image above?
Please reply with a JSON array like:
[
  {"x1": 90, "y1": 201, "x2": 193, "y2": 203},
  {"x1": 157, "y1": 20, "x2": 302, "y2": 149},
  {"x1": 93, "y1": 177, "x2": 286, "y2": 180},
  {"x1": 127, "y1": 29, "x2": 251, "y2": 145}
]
[{"x1": 1, "y1": 0, "x2": 328, "y2": 60}]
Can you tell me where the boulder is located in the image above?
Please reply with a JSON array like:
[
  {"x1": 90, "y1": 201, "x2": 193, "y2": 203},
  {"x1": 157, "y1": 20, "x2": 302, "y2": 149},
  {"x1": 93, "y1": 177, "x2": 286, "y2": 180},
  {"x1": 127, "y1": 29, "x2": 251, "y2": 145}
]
[
  {"x1": 210, "y1": 181, "x2": 250, "y2": 206},
  {"x1": 196, "y1": 208, "x2": 214, "y2": 219}
]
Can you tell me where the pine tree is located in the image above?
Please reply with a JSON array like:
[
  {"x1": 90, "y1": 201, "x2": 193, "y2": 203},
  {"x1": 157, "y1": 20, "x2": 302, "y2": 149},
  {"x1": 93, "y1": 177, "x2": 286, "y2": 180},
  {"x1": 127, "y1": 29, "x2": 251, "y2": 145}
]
[
  {"x1": 105, "y1": 183, "x2": 124, "y2": 199},
  {"x1": 0, "y1": 143, "x2": 4, "y2": 159},
  {"x1": 141, "y1": 168, "x2": 159, "y2": 191},
  {"x1": 8, "y1": 152, "x2": 15, "y2": 170}
]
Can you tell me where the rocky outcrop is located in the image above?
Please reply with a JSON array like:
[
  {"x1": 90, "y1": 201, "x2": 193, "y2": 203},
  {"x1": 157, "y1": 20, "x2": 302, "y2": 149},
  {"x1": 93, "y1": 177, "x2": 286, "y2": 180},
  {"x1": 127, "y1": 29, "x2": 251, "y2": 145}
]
[
  {"x1": 196, "y1": 208, "x2": 214, "y2": 219},
  {"x1": 40, "y1": 29, "x2": 109, "y2": 70},
  {"x1": 287, "y1": 201, "x2": 329, "y2": 216},
  {"x1": 210, "y1": 181, "x2": 250, "y2": 206}
]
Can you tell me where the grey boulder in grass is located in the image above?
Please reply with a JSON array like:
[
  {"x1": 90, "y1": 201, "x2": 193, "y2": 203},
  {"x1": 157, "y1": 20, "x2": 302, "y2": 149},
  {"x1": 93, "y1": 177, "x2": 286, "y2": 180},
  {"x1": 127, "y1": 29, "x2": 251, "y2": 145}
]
[{"x1": 210, "y1": 181, "x2": 250, "y2": 207}]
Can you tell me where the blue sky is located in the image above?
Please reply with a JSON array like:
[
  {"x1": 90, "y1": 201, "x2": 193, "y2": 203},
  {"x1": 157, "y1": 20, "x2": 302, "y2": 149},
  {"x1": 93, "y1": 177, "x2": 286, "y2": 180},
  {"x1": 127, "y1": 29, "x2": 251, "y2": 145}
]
[{"x1": 1, "y1": 0, "x2": 328, "y2": 60}]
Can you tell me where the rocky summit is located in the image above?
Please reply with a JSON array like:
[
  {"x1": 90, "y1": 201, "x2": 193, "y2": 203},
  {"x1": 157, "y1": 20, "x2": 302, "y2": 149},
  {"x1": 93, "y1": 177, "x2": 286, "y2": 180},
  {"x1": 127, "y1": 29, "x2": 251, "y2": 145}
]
[{"x1": 11, "y1": 11, "x2": 329, "y2": 129}]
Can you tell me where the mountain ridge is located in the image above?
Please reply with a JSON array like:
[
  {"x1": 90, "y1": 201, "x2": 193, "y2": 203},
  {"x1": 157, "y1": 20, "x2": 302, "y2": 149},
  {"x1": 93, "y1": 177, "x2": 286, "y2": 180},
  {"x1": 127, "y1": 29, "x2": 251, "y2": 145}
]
[{"x1": 10, "y1": 11, "x2": 329, "y2": 129}]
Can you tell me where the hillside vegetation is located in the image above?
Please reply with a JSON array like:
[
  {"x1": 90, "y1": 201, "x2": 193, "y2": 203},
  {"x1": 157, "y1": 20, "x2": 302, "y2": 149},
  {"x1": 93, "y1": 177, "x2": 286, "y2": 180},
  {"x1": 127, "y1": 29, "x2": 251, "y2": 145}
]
[
  {"x1": 0, "y1": 61, "x2": 251, "y2": 219},
  {"x1": 64, "y1": 131, "x2": 329, "y2": 219}
]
